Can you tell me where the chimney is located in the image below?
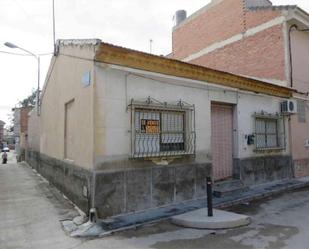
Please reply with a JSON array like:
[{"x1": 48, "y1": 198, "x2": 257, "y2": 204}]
[{"x1": 175, "y1": 10, "x2": 187, "y2": 26}]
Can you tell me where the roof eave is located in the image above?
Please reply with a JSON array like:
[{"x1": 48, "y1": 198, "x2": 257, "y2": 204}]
[
  {"x1": 95, "y1": 42, "x2": 293, "y2": 99},
  {"x1": 286, "y1": 7, "x2": 309, "y2": 29}
]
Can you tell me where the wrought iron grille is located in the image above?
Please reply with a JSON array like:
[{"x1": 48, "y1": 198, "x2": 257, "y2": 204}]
[
  {"x1": 254, "y1": 112, "x2": 285, "y2": 150},
  {"x1": 129, "y1": 97, "x2": 196, "y2": 158}
]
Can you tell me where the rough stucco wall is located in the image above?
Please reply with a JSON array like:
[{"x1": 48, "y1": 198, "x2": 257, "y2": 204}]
[
  {"x1": 39, "y1": 45, "x2": 95, "y2": 170},
  {"x1": 190, "y1": 24, "x2": 286, "y2": 84},
  {"x1": 289, "y1": 30, "x2": 309, "y2": 177},
  {"x1": 27, "y1": 109, "x2": 40, "y2": 152},
  {"x1": 291, "y1": 110, "x2": 309, "y2": 160},
  {"x1": 94, "y1": 66, "x2": 289, "y2": 170},
  {"x1": 236, "y1": 92, "x2": 290, "y2": 159},
  {"x1": 291, "y1": 30, "x2": 309, "y2": 93},
  {"x1": 94, "y1": 67, "x2": 212, "y2": 169}
]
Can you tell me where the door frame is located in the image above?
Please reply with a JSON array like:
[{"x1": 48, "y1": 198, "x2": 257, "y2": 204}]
[{"x1": 210, "y1": 102, "x2": 237, "y2": 181}]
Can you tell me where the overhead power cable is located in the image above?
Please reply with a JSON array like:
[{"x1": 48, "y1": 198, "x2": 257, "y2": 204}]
[{"x1": 0, "y1": 51, "x2": 53, "y2": 56}]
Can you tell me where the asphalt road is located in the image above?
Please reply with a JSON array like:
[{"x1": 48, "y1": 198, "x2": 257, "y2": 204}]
[{"x1": 1, "y1": 157, "x2": 309, "y2": 249}]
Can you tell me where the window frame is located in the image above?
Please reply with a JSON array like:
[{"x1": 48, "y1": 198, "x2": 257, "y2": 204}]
[
  {"x1": 129, "y1": 98, "x2": 196, "y2": 159},
  {"x1": 254, "y1": 113, "x2": 285, "y2": 151}
]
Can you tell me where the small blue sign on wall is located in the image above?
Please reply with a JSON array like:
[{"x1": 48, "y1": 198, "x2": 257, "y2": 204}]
[{"x1": 82, "y1": 71, "x2": 91, "y2": 87}]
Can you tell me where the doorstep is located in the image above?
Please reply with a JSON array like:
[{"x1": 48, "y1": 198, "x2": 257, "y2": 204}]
[{"x1": 66, "y1": 176, "x2": 309, "y2": 237}]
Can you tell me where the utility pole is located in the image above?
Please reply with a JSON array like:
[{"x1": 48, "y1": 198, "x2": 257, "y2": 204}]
[{"x1": 52, "y1": 0, "x2": 56, "y2": 55}]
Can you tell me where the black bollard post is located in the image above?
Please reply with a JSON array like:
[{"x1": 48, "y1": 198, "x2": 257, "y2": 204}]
[{"x1": 207, "y1": 177, "x2": 213, "y2": 217}]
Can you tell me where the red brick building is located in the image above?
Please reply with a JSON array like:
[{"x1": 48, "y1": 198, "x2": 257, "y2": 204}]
[
  {"x1": 13, "y1": 106, "x2": 33, "y2": 156},
  {"x1": 171, "y1": 0, "x2": 309, "y2": 177}
]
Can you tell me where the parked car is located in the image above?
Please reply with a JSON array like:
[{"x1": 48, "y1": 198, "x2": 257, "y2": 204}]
[{"x1": 2, "y1": 147, "x2": 10, "y2": 152}]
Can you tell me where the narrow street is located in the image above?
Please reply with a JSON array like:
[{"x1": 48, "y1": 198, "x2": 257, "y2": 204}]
[
  {"x1": 0, "y1": 152, "x2": 80, "y2": 249},
  {"x1": 1, "y1": 153, "x2": 309, "y2": 249}
]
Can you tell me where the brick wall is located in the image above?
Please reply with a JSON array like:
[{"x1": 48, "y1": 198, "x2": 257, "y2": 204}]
[
  {"x1": 20, "y1": 107, "x2": 33, "y2": 134},
  {"x1": 171, "y1": 0, "x2": 285, "y2": 81},
  {"x1": 245, "y1": 8, "x2": 281, "y2": 30},
  {"x1": 172, "y1": 0, "x2": 245, "y2": 60},
  {"x1": 190, "y1": 24, "x2": 286, "y2": 81}
]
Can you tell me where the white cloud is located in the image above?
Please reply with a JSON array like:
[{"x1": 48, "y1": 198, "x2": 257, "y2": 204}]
[{"x1": 0, "y1": 0, "x2": 308, "y2": 123}]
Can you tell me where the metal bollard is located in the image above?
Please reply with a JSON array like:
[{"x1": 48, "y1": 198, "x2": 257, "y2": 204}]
[
  {"x1": 89, "y1": 208, "x2": 98, "y2": 223},
  {"x1": 207, "y1": 177, "x2": 213, "y2": 217}
]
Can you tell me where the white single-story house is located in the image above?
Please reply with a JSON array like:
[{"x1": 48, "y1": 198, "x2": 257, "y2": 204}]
[{"x1": 27, "y1": 39, "x2": 294, "y2": 219}]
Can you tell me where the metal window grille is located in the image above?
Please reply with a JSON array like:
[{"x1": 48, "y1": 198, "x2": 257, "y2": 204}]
[
  {"x1": 254, "y1": 113, "x2": 285, "y2": 150},
  {"x1": 297, "y1": 100, "x2": 306, "y2": 123},
  {"x1": 129, "y1": 97, "x2": 196, "y2": 158}
]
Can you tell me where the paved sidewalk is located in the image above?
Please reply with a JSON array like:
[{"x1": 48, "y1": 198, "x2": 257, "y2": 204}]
[
  {"x1": 84, "y1": 176, "x2": 309, "y2": 235},
  {"x1": 1, "y1": 160, "x2": 309, "y2": 249},
  {"x1": 0, "y1": 161, "x2": 81, "y2": 249}
]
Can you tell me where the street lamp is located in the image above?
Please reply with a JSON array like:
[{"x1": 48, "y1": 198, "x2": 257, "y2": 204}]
[{"x1": 4, "y1": 42, "x2": 40, "y2": 115}]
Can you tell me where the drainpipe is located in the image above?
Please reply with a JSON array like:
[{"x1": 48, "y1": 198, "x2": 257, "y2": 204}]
[
  {"x1": 288, "y1": 116, "x2": 295, "y2": 178},
  {"x1": 288, "y1": 24, "x2": 297, "y2": 88},
  {"x1": 287, "y1": 24, "x2": 309, "y2": 178}
]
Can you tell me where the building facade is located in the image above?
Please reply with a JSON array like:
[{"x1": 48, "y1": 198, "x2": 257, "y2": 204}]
[
  {"x1": 171, "y1": 0, "x2": 309, "y2": 177},
  {"x1": 13, "y1": 106, "x2": 33, "y2": 156},
  {"x1": 0, "y1": 120, "x2": 5, "y2": 148},
  {"x1": 26, "y1": 40, "x2": 293, "y2": 219}
]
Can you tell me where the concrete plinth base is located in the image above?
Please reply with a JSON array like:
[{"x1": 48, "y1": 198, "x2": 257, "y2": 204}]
[{"x1": 171, "y1": 209, "x2": 250, "y2": 229}]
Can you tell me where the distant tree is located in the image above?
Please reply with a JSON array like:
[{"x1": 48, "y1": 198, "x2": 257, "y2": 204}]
[
  {"x1": 6, "y1": 113, "x2": 14, "y2": 131},
  {"x1": 19, "y1": 89, "x2": 37, "y2": 107}
]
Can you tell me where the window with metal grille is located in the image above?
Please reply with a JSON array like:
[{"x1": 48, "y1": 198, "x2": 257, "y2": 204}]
[
  {"x1": 254, "y1": 113, "x2": 285, "y2": 150},
  {"x1": 130, "y1": 98, "x2": 195, "y2": 158}
]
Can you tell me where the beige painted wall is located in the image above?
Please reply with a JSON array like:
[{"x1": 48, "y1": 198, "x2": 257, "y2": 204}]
[
  {"x1": 28, "y1": 108, "x2": 41, "y2": 152},
  {"x1": 290, "y1": 31, "x2": 309, "y2": 161},
  {"x1": 291, "y1": 107, "x2": 309, "y2": 160},
  {"x1": 93, "y1": 64, "x2": 289, "y2": 170},
  {"x1": 37, "y1": 44, "x2": 96, "y2": 169},
  {"x1": 291, "y1": 30, "x2": 309, "y2": 93},
  {"x1": 28, "y1": 43, "x2": 291, "y2": 172},
  {"x1": 93, "y1": 66, "x2": 211, "y2": 170}
]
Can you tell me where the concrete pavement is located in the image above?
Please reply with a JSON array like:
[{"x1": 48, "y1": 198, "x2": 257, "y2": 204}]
[
  {"x1": 2, "y1": 156, "x2": 309, "y2": 248},
  {"x1": 0, "y1": 154, "x2": 81, "y2": 249},
  {"x1": 171, "y1": 208, "x2": 250, "y2": 229}
]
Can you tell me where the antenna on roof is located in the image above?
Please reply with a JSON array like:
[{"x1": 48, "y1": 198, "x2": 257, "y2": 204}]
[
  {"x1": 149, "y1": 39, "x2": 153, "y2": 54},
  {"x1": 52, "y1": 0, "x2": 56, "y2": 55}
]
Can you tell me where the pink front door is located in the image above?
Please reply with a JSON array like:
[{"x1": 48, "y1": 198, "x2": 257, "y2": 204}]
[{"x1": 211, "y1": 104, "x2": 233, "y2": 181}]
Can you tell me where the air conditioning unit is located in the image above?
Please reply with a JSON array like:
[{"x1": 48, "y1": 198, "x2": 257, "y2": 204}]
[{"x1": 281, "y1": 100, "x2": 297, "y2": 114}]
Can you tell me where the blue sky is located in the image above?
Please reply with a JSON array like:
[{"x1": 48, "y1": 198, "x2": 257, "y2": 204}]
[{"x1": 0, "y1": 0, "x2": 308, "y2": 125}]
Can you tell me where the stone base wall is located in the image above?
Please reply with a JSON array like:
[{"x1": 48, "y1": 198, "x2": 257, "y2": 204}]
[
  {"x1": 294, "y1": 158, "x2": 309, "y2": 178},
  {"x1": 26, "y1": 150, "x2": 91, "y2": 213},
  {"x1": 26, "y1": 150, "x2": 212, "y2": 220},
  {"x1": 94, "y1": 163, "x2": 212, "y2": 219},
  {"x1": 234, "y1": 155, "x2": 293, "y2": 186}
]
